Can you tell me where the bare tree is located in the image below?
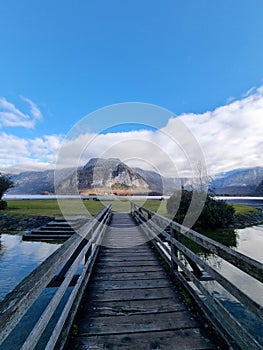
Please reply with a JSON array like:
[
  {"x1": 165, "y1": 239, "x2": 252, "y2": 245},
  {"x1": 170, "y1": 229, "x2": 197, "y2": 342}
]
[{"x1": 191, "y1": 160, "x2": 213, "y2": 193}]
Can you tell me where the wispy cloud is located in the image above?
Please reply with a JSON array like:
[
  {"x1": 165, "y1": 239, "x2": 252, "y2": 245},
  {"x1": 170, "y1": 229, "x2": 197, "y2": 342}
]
[{"x1": 0, "y1": 96, "x2": 42, "y2": 129}]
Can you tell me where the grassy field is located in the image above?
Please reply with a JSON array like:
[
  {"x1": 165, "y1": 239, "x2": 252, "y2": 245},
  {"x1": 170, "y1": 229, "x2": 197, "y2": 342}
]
[
  {"x1": 231, "y1": 203, "x2": 260, "y2": 215},
  {"x1": 1, "y1": 199, "x2": 259, "y2": 218},
  {"x1": 2, "y1": 199, "x2": 168, "y2": 217}
]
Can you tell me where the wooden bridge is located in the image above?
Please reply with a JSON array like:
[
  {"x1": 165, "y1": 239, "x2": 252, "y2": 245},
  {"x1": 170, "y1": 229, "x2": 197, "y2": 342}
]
[{"x1": 0, "y1": 204, "x2": 263, "y2": 349}]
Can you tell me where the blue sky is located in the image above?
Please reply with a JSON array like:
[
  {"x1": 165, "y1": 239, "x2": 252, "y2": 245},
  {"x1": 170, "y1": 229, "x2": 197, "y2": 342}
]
[{"x1": 0, "y1": 0, "x2": 263, "y2": 175}]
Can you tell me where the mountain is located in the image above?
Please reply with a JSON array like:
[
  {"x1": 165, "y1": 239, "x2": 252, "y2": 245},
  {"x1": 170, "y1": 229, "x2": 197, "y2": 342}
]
[
  {"x1": 7, "y1": 161, "x2": 263, "y2": 196},
  {"x1": 254, "y1": 180, "x2": 263, "y2": 196},
  {"x1": 9, "y1": 170, "x2": 55, "y2": 194},
  {"x1": 53, "y1": 158, "x2": 150, "y2": 195},
  {"x1": 211, "y1": 167, "x2": 263, "y2": 195},
  {"x1": 133, "y1": 168, "x2": 163, "y2": 193}
]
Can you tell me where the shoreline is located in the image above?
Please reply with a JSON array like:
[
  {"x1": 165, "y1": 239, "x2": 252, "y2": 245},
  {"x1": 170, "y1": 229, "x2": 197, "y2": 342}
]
[{"x1": 232, "y1": 211, "x2": 263, "y2": 228}]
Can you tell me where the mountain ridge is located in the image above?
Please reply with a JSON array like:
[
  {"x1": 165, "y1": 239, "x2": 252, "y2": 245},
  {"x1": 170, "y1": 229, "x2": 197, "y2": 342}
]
[{"x1": 6, "y1": 161, "x2": 263, "y2": 196}]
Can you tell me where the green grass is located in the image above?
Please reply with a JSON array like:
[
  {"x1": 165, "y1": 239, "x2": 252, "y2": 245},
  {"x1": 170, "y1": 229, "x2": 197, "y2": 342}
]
[
  {"x1": 232, "y1": 204, "x2": 260, "y2": 215},
  {"x1": 4, "y1": 200, "x2": 63, "y2": 217},
  {"x1": 3, "y1": 199, "x2": 258, "y2": 219},
  {"x1": 1, "y1": 199, "x2": 169, "y2": 217}
]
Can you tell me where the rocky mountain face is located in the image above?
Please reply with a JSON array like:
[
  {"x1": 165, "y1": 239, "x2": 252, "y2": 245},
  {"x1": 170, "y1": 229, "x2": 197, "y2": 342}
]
[
  {"x1": 9, "y1": 170, "x2": 55, "y2": 194},
  {"x1": 8, "y1": 158, "x2": 151, "y2": 195},
  {"x1": 56, "y1": 158, "x2": 149, "y2": 194},
  {"x1": 211, "y1": 167, "x2": 263, "y2": 195}
]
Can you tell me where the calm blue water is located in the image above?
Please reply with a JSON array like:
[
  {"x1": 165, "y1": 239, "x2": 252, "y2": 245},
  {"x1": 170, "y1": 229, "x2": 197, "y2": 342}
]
[{"x1": 0, "y1": 234, "x2": 61, "y2": 301}]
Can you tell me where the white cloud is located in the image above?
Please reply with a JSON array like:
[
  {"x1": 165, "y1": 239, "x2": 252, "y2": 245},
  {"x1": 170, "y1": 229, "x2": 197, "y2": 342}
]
[
  {"x1": 0, "y1": 96, "x2": 42, "y2": 129},
  {"x1": 56, "y1": 86, "x2": 263, "y2": 177},
  {"x1": 176, "y1": 86, "x2": 263, "y2": 175},
  {"x1": 1, "y1": 86, "x2": 263, "y2": 177},
  {"x1": 0, "y1": 132, "x2": 62, "y2": 173}
]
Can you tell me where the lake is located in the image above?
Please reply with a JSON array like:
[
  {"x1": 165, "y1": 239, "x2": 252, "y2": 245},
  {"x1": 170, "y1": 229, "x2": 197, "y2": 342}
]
[{"x1": 0, "y1": 234, "x2": 62, "y2": 301}]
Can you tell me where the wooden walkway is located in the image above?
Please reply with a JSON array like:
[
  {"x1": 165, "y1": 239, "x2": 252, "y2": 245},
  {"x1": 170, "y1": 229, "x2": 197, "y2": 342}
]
[{"x1": 67, "y1": 212, "x2": 218, "y2": 349}]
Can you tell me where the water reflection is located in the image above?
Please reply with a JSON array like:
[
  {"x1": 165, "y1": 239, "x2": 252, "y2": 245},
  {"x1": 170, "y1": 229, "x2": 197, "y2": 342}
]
[
  {"x1": 0, "y1": 233, "x2": 62, "y2": 301},
  {"x1": 182, "y1": 227, "x2": 238, "y2": 260},
  {"x1": 192, "y1": 225, "x2": 263, "y2": 346}
]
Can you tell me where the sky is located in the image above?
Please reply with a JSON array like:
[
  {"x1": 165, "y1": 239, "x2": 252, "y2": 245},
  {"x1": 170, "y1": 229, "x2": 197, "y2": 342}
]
[{"x1": 0, "y1": 0, "x2": 263, "y2": 177}]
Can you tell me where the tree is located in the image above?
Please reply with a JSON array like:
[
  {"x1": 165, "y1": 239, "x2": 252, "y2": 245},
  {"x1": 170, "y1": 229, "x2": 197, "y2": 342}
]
[
  {"x1": 0, "y1": 173, "x2": 14, "y2": 210},
  {"x1": 167, "y1": 188, "x2": 193, "y2": 224},
  {"x1": 167, "y1": 189, "x2": 234, "y2": 229},
  {"x1": 196, "y1": 196, "x2": 235, "y2": 228}
]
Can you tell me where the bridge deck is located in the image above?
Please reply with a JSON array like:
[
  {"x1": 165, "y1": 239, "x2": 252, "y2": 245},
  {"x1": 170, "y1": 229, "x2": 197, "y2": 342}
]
[{"x1": 67, "y1": 212, "x2": 218, "y2": 349}]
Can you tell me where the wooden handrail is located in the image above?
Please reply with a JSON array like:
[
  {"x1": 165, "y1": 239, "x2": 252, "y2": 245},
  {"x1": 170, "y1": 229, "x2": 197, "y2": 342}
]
[
  {"x1": 131, "y1": 203, "x2": 263, "y2": 350},
  {"x1": 0, "y1": 204, "x2": 112, "y2": 349}
]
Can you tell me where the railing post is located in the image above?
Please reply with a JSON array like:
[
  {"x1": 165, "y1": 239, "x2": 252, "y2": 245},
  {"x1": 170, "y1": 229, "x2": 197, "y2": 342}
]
[
  {"x1": 85, "y1": 244, "x2": 92, "y2": 263},
  {"x1": 170, "y1": 226, "x2": 179, "y2": 272}
]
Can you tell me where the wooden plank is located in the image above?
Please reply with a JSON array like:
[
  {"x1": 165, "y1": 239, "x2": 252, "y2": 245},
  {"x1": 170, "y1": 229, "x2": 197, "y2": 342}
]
[
  {"x1": 100, "y1": 250, "x2": 151, "y2": 256},
  {"x1": 93, "y1": 265, "x2": 162, "y2": 273},
  {"x1": 82, "y1": 298, "x2": 187, "y2": 316},
  {"x1": 95, "y1": 260, "x2": 160, "y2": 267},
  {"x1": 67, "y1": 328, "x2": 216, "y2": 350},
  {"x1": 92, "y1": 271, "x2": 167, "y2": 281},
  {"x1": 77, "y1": 311, "x2": 200, "y2": 335},
  {"x1": 99, "y1": 250, "x2": 155, "y2": 257},
  {"x1": 86, "y1": 287, "x2": 176, "y2": 301},
  {"x1": 101, "y1": 247, "x2": 151, "y2": 252},
  {"x1": 89, "y1": 278, "x2": 171, "y2": 290},
  {"x1": 102, "y1": 242, "x2": 148, "y2": 248},
  {"x1": 98, "y1": 255, "x2": 157, "y2": 262}
]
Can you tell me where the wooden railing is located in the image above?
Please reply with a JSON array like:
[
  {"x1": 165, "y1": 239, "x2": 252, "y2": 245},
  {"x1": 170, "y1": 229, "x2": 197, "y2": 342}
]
[
  {"x1": 131, "y1": 203, "x2": 263, "y2": 350},
  {"x1": 0, "y1": 204, "x2": 112, "y2": 350}
]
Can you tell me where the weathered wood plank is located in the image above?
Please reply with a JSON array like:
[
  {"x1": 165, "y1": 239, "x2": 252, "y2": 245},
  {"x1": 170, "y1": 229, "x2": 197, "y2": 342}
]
[
  {"x1": 92, "y1": 271, "x2": 167, "y2": 281},
  {"x1": 100, "y1": 250, "x2": 151, "y2": 256},
  {"x1": 95, "y1": 260, "x2": 160, "y2": 267},
  {"x1": 93, "y1": 265, "x2": 162, "y2": 273},
  {"x1": 86, "y1": 287, "x2": 177, "y2": 301},
  {"x1": 82, "y1": 298, "x2": 187, "y2": 316},
  {"x1": 99, "y1": 250, "x2": 156, "y2": 256},
  {"x1": 68, "y1": 328, "x2": 216, "y2": 350},
  {"x1": 77, "y1": 311, "x2": 200, "y2": 335},
  {"x1": 89, "y1": 278, "x2": 172, "y2": 290},
  {"x1": 101, "y1": 247, "x2": 151, "y2": 253},
  {"x1": 98, "y1": 255, "x2": 158, "y2": 262}
]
